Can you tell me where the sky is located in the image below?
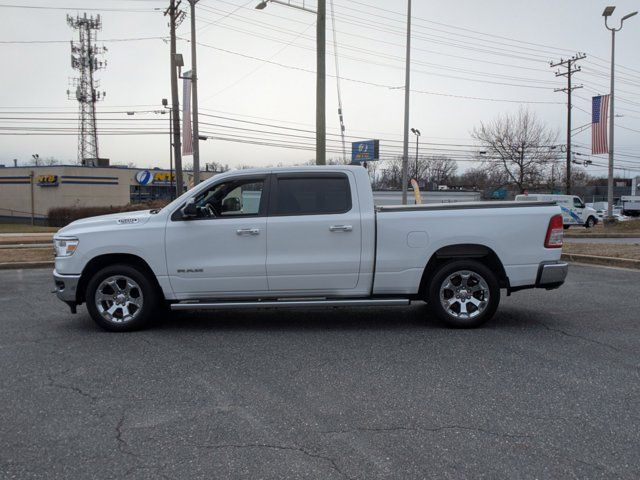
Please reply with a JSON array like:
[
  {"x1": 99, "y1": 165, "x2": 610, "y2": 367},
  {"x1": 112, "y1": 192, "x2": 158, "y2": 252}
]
[{"x1": 1, "y1": 0, "x2": 639, "y2": 178}]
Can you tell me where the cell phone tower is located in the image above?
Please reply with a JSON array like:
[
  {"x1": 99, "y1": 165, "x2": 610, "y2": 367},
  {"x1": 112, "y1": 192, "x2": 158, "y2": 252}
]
[{"x1": 67, "y1": 13, "x2": 107, "y2": 166}]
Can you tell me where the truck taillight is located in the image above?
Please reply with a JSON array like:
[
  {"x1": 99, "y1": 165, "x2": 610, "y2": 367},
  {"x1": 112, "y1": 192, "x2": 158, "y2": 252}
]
[{"x1": 545, "y1": 214, "x2": 563, "y2": 248}]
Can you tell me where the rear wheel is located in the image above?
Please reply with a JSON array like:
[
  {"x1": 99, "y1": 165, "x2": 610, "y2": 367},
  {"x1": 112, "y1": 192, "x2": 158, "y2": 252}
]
[
  {"x1": 428, "y1": 260, "x2": 500, "y2": 328},
  {"x1": 85, "y1": 264, "x2": 159, "y2": 331},
  {"x1": 585, "y1": 216, "x2": 596, "y2": 228}
]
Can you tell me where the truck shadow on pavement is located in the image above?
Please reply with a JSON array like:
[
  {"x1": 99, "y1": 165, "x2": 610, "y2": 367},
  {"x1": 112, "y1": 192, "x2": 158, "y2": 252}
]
[{"x1": 66, "y1": 304, "x2": 562, "y2": 334}]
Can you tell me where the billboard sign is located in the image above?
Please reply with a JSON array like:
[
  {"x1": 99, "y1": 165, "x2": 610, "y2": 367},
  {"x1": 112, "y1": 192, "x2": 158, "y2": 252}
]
[{"x1": 351, "y1": 139, "x2": 379, "y2": 163}]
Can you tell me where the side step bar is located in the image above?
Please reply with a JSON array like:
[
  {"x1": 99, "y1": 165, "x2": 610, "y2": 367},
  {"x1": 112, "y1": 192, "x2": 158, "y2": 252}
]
[{"x1": 171, "y1": 298, "x2": 410, "y2": 311}]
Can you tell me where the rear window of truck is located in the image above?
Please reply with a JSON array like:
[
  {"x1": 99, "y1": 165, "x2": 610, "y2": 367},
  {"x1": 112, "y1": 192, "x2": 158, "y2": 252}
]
[{"x1": 272, "y1": 176, "x2": 352, "y2": 216}]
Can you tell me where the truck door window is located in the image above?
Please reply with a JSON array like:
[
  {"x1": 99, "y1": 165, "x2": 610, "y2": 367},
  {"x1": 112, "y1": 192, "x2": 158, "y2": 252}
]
[
  {"x1": 273, "y1": 176, "x2": 351, "y2": 216},
  {"x1": 573, "y1": 197, "x2": 584, "y2": 209},
  {"x1": 194, "y1": 178, "x2": 265, "y2": 218}
]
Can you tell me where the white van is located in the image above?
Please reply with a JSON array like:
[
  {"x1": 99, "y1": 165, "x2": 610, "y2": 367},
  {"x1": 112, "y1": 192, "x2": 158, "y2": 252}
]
[{"x1": 515, "y1": 194, "x2": 598, "y2": 228}]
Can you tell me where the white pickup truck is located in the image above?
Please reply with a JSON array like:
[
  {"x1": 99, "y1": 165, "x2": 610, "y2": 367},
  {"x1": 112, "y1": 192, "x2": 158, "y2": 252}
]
[{"x1": 53, "y1": 165, "x2": 568, "y2": 331}]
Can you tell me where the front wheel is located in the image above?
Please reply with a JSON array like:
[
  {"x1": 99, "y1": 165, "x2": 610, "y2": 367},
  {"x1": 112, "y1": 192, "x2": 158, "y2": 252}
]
[
  {"x1": 427, "y1": 260, "x2": 500, "y2": 328},
  {"x1": 85, "y1": 264, "x2": 159, "y2": 332},
  {"x1": 585, "y1": 216, "x2": 596, "y2": 228}
]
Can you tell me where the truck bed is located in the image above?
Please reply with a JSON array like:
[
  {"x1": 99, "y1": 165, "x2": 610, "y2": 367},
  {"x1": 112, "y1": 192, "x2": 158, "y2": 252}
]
[{"x1": 376, "y1": 201, "x2": 556, "y2": 212}]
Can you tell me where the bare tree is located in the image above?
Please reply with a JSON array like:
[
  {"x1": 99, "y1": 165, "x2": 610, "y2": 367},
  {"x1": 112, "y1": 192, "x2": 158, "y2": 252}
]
[
  {"x1": 472, "y1": 107, "x2": 557, "y2": 193},
  {"x1": 428, "y1": 156, "x2": 458, "y2": 186}
]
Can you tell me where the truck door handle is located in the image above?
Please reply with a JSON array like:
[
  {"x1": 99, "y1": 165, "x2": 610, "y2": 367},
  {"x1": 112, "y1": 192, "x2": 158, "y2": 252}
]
[
  {"x1": 329, "y1": 224, "x2": 352, "y2": 232},
  {"x1": 236, "y1": 228, "x2": 260, "y2": 236}
]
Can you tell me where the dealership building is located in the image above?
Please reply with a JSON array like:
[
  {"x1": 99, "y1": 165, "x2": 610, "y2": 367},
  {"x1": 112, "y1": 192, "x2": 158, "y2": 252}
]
[{"x1": 0, "y1": 165, "x2": 216, "y2": 223}]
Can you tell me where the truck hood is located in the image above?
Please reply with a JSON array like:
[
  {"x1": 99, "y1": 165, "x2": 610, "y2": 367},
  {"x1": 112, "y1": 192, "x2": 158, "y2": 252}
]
[{"x1": 56, "y1": 210, "x2": 155, "y2": 236}]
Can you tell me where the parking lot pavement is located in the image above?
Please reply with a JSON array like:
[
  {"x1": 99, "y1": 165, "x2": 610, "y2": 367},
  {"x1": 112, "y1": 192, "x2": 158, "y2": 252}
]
[{"x1": 1, "y1": 266, "x2": 639, "y2": 479}]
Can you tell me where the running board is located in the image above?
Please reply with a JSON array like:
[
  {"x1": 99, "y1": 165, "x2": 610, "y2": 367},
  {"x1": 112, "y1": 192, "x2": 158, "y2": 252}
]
[{"x1": 170, "y1": 298, "x2": 410, "y2": 311}]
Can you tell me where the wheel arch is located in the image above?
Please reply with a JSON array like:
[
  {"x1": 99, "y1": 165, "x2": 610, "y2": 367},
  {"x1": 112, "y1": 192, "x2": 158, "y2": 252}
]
[
  {"x1": 418, "y1": 243, "x2": 508, "y2": 297},
  {"x1": 77, "y1": 253, "x2": 164, "y2": 304}
]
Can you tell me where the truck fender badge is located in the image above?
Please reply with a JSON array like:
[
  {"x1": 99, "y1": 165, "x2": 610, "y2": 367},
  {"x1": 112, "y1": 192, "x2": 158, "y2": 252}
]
[
  {"x1": 177, "y1": 268, "x2": 204, "y2": 273},
  {"x1": 117, "y1": 218, "x2": 139, "y2": 224}
]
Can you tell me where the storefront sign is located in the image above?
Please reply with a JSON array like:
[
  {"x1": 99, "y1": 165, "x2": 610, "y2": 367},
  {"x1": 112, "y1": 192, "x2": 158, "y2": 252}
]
[
  {"x1": 135, "y1": 170, "x2": 153, "y2": 186},
  {"x1": 37, "y1": 175, "x2": 59, "y2": 187},
  {"x1": 136, "y1": 170, "x2": 176, "y2": 186}
]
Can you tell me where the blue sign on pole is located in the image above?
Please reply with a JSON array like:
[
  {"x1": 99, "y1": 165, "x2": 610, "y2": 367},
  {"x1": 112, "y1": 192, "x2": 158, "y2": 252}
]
[{"x1": 351, "y1": 139, "x2": 380, "y2": 163}]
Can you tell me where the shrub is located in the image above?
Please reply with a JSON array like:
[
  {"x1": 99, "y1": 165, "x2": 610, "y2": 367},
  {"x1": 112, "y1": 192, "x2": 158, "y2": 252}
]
[{"x1": 47, "y1": 200, "x2": 169, "y2": 227}]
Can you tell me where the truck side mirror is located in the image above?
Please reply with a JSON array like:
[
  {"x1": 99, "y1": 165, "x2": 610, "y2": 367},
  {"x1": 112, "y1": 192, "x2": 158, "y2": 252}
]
[{"x1": 181, "y1": 197, "x2": 198, "y2": 218}]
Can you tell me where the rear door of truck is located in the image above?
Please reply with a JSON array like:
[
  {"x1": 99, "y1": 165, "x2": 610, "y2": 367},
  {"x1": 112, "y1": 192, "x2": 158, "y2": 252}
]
[{"x1": 265, "y1": 171, "x2": 362, "y2": 292}]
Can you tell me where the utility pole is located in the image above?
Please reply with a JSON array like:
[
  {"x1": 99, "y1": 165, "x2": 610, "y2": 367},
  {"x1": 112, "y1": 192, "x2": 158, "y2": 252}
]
[
  {"x1": 401, "y1": 0, "x2": 412, "y2": 204},
  {"x1": 551, "y1": 53, "x2": 586, "y2": 196},
  {"x1": 316, "y1": 0, "x2": 326, "y2": 165},
  {"x1": 188, "y1": 0, "x2": 201, "y2": 184},
  {"x1": 255, "y1": 0, "x2": 325, "y2": 165},
  {"x1": 165, "y1": 0, "x2": 185, "y2": 197}
]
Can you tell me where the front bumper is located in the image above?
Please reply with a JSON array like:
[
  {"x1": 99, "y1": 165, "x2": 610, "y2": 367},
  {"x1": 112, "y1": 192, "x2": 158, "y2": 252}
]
[
  {"x1": 536, "y1": 261, "x2": 569, "y2": 290},
  {"x1": 53, "y1": 269, "x2": 81, "y2": 303}
]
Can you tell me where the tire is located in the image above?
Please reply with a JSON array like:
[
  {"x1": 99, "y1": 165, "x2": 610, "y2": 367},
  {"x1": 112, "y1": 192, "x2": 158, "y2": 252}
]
[
  {"x1": 585, "y1": 216, "x2": 596, "y2": 228},
  {"x1": 563, "y1": 225, "x2": 570, "y2": 230},
  {"x1": 85, "y1": 264, "x2": 159, "y2": 332},
  {"x1": 427, "y1": 260, "x2": 500, "y2": 328}
]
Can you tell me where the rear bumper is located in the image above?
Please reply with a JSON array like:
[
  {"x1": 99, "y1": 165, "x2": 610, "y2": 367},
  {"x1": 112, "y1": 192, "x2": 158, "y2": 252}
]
[
  {"x1": 507, "y1": 261, "x2": 568, "y2": 294},
  {"x1": 536, "y1": 261, "x2": 569, "y2": 289},
  {"x1": 53, "y1": 269, "x2": 81, "y2": 303}
]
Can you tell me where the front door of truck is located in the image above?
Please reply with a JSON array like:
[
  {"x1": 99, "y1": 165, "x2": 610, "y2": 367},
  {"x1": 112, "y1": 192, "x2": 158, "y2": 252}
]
[{"x1": 165, "y1": 175, "x2": 269, "y2": 297}]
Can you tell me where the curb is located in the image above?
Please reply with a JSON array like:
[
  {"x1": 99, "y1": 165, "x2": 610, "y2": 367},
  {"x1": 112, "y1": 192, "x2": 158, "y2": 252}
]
[
  {"x1": 0, "y1": 239, "x2": 52, "y2": 246},
  {"x1": 0, "y1": 261, "x2": 54, "y2": 270},
  {"x1": 561, "y1": 253, "x2": 640, "y2": 270}
]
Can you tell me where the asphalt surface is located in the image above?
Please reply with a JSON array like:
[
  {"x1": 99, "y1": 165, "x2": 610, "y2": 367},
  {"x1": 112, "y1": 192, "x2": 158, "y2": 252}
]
[{"x1": 1, "y1": 266, "x2": 639, "y2": 479}]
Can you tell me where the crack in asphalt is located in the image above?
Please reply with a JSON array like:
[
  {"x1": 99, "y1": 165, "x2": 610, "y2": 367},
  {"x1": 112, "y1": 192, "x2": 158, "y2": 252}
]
[
  {"x1": 45, "y1": 372, "x2": 100, "y2": 402},
  {"x1": 535, "y1": 320, "x2": 623, "y2": 352},
  {"x1": 188, "y1": 442, "x2": 351, "y2": 479},
  {"x1": 116, "y1": 415, "x2": 174, "y2": 480}
]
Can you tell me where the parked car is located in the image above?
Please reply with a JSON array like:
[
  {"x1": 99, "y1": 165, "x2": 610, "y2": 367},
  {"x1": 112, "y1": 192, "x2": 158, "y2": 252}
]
[
  {"x1": 515, "y1": 194, "x2": 598, "y2": 228},
  {"x1": 53, "y1": 166, "x2": 568, "y2": 331},
  {"x1": 621, "y1": 196, "x2": 640, "y2": 217}
]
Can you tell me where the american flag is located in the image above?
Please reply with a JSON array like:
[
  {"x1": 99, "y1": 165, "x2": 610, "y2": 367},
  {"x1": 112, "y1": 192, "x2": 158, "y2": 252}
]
[
  {"x1": 182, "y1": 71, "x2": 193, "y2": 156},
  {"x1": 592, "y1": 94, "x2": 609, "y2": 155}
]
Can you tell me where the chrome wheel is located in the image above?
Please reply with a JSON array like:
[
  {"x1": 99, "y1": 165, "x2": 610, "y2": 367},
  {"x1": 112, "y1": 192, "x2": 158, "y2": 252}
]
[
  {"x1": 94, "y1": 275, "x2": 144, "y2": 324},
  {"x1": 439, "y1": 270, "x2": 490, "y2": 320}
]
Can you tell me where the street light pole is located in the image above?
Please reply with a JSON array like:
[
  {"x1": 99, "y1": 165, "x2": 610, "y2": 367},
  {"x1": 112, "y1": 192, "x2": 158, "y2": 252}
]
[
  {"x1": 255, "y1": 0, "x2": 325, "y2": 165},
  {"x1": 401, "y1": 0, "x2": 412, "y2": 205},
  {"x1": 188, "y1": 0, "x2": 201, "y2": 184},
  {"x1": 603, "y1": 6, "x2": 637, "y2": 225},
  {"x1": 411, "y1": 128, "x2": 420, "y2": 181}
]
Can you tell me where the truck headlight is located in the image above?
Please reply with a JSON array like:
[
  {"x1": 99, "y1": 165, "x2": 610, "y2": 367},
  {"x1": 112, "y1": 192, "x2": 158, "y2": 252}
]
[{"x1": 54, "y1": 237, "x2": 79, "y2": 257}]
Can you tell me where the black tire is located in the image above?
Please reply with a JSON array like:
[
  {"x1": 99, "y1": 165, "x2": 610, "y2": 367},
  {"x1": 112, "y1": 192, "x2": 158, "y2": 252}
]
[
  {"x1": 585, "y1": 216, "x2": 596, "y2": 228},
  {"x1": 563, "y1": 225, "x2": 570, "y2": 230},
  {"x1": 85, "y1": 264, "x2": 160, "y2": 332},
  {"x1": 427, "y1": 259, "x2": 500, "y2": 328}
]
